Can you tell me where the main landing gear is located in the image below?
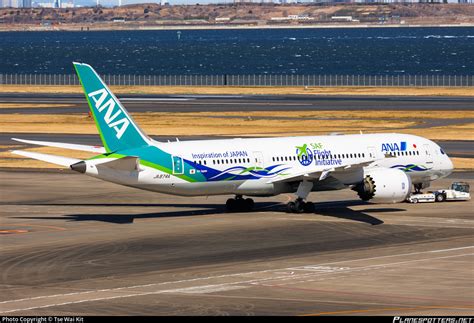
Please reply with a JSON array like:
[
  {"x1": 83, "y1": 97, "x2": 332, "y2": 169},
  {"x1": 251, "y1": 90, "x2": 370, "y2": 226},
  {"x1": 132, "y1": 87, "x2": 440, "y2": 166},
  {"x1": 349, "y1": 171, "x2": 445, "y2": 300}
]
[
  {"x1": 226, "y1": 195, "x2": 254, "y2": 212},
  {"x1": 287, "y1": 198, "x2": 315, "y2": 213},
  {"x1": 286, "y1": 180, "x2": 315, "y2": 214}
]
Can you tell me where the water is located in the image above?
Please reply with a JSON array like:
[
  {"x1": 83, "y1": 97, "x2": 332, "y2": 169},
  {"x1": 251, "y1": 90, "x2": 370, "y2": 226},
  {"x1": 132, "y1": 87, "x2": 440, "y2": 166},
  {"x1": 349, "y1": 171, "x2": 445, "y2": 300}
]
[{"x1": 0, "y1": 27, "x2": 473, "y2": 75}]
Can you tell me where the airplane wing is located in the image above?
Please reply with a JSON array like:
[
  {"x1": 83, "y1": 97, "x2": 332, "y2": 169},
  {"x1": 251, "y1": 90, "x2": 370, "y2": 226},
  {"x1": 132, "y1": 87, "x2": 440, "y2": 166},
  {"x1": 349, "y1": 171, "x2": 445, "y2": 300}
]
[
  {"x1": 12, "y1": 138, "x2": 106, "y2": 154},
  {"x1": 11, "y1": 150, "x2": 81, "y2": 167},
  {"x1": 268, "y1": 159, "x2": 379, "y2": 184}
]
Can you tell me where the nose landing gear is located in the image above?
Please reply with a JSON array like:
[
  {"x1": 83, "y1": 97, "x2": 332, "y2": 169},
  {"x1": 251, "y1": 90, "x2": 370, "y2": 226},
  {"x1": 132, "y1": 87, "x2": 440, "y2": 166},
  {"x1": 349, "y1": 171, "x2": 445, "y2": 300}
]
[{"x1": 226, "y1": 195, "x2": 254, "y2": 212}]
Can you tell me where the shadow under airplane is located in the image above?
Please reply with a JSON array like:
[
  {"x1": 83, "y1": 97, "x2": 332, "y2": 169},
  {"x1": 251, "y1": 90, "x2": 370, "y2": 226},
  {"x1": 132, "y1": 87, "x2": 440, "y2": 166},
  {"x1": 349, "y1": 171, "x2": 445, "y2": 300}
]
[{"x1": 10, "y1": 200, "x2": 401, "y2": 225}]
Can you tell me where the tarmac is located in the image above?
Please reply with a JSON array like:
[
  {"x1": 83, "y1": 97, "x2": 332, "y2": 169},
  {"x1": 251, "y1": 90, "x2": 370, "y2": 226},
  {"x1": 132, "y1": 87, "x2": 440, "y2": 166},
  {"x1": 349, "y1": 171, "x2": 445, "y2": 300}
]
[{"x1": 1, "y1": 170, "x2": 473, "y2": 316}]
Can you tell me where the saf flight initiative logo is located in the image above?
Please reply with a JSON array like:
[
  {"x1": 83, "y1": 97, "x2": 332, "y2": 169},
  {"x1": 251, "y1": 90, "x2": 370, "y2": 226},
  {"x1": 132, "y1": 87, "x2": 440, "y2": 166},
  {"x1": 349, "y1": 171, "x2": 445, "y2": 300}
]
[{"x1": 296, "y1": 144, "x2": 314, "y2": 166}]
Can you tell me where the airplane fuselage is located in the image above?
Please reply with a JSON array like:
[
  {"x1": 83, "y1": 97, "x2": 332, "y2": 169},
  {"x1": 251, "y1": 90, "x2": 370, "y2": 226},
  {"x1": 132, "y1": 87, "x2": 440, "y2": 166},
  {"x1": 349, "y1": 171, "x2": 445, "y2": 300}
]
[{"x1": 82, "y1": 133, "x2": 453, "y2": 197}]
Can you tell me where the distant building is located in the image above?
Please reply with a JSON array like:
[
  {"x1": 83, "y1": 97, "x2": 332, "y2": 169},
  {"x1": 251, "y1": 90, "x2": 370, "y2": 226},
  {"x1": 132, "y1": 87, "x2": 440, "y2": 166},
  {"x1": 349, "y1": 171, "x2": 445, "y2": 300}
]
[
  {"x1": 36, "y1": 1, "x2": 54, "y2": 7},
  {"x1": 331, "y1": 16, "x2": 354, "y2": 21},
  {"x1": 1, "y1": 0, "x2": 33, "y2": 7},
  {"x1": 234, "y1": 0, "x2": 279, "y2": 3}
]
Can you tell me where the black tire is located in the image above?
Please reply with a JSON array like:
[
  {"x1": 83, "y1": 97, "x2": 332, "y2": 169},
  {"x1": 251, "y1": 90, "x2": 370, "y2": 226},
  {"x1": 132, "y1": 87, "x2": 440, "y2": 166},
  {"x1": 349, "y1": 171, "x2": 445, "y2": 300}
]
[
  {"x1": 412, "y1": 198, "x2": 418, "y2": 204},
  {"x1": 287, "y1": 202, "x2": 296, "y2": 213},
  {"x1": 304, "y1": 201, "x2": 315, "y2": 213},
  {"x1": 294, "y1": 200, "x2": 305, "y2": 214},
  {"x1": 245, "y1": 198, "x2": 254, "y2": 210},
  {"x1": 436, "y1": 194, "x2": 446, "y2": 202},
  {"x1": 226, "y1": 198, "x2": 236, "y2": 211}
]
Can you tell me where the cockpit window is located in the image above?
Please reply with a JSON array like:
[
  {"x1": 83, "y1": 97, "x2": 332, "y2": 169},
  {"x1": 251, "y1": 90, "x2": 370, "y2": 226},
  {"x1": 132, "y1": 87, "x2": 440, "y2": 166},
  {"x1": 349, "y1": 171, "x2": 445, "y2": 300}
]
[{"x1": 440, "y1": 148, "x2": 446, "y2": 155}]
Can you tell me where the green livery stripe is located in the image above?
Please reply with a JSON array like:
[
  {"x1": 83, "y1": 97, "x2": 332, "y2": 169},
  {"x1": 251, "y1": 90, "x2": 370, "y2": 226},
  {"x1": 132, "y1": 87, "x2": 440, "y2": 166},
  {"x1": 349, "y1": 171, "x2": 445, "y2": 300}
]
[
  {"x1": 88, "y1": 153, "x2": 197, "y2": 183},
  {"x1": 139, "y1": 160, "x2": 197, "y2": 183}
]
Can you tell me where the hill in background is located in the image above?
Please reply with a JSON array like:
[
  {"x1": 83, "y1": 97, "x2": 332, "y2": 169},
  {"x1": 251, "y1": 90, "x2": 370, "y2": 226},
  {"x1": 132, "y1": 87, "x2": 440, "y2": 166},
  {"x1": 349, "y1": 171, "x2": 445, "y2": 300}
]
[{"x1": 1, "y1": 3, "x2": 474, "y2": 29}]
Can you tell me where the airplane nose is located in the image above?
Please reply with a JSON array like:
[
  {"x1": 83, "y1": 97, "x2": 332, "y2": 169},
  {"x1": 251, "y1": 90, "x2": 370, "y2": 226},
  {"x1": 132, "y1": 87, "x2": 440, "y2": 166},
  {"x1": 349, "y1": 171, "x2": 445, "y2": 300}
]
[{"x1": 445, "y1": 156, "x2": 454, "y2": 175}]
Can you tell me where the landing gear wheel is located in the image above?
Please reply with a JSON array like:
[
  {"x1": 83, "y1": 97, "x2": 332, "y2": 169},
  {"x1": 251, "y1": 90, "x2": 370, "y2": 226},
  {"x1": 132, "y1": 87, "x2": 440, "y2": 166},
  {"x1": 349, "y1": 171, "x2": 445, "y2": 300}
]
[
  {"x1": 245, "y1": 198, "x2": 254, "y2": 210},
  {"x1": 226, "y1": 198, "x2": 237, "y2": 212},
  {"x1": 287, "y1": 202, "x2": 296, "y2": 213},
  {"x1": 303, "y1": 201, "x2": 315, "y2": 213},
  {"x1": 287, "y1": 199, "x2": 313, "y2": 213},
  {"x1": 226, "y1": 197, "x2": 254, "y2": 212}
]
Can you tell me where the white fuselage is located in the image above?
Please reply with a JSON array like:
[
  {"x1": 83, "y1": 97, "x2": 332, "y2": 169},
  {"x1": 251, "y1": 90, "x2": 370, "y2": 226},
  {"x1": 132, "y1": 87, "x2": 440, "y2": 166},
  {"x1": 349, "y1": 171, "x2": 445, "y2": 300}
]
[{"x1": 84, "y1": 133, "x2": 453, "y2": 198}]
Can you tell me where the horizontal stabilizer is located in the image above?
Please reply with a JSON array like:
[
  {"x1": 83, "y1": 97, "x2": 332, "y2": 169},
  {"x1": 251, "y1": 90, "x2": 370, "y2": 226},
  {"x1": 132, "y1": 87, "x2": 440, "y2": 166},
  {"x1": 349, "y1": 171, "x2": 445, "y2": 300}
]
[
  {"x1": 11, "y1": 150, "x2": 81, "y2": 167},
  {"x1": 12, "y1": 138, "x2": 106, "y2": 154}
]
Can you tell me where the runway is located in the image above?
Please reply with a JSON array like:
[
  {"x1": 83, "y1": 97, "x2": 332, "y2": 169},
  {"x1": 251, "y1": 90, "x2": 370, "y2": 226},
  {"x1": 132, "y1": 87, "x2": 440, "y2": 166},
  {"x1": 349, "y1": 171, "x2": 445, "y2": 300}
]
[
  {"x1": 1, "y1": 93, "x2": 473, "y2": 114},
  {"x1": 1, "y1": 170, "x2": 473, "y2": 315}
]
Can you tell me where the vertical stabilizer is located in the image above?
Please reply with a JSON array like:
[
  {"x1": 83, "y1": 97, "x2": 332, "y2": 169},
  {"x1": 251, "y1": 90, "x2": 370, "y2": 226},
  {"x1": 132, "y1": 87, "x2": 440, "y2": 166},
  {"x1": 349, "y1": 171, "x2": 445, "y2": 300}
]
[{"x1": 73, "y1": 62, "x2": 150, "y2": 152}]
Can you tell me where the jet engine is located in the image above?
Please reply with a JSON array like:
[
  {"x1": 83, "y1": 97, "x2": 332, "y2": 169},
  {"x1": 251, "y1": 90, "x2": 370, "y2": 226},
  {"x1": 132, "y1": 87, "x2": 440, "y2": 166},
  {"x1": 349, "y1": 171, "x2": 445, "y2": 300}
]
[{"x1": 353, "y1": 168, "x2": 412, "y2": 203}]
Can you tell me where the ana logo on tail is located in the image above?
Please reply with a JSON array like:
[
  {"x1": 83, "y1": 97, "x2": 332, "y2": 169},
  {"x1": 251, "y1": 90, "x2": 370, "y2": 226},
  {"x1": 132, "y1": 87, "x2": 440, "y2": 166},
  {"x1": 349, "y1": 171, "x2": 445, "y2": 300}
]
[{"x1": 88, "y1": 88, "x2": 130, "y2": 139}]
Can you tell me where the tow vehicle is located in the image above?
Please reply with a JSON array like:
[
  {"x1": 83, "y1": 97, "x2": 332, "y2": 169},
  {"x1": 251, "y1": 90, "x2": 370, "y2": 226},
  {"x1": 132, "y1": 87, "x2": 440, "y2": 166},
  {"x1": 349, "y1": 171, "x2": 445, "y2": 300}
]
[{"x1": 407, "y1": 182, "x2": 470, "y2": 203}]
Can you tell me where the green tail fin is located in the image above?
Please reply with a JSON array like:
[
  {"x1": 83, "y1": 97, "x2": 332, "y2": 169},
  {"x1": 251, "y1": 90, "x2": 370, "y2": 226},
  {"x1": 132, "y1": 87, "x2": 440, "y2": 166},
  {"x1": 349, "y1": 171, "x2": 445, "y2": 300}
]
[{"x1": 73, "y1": 62, "x2": 150, "y2": 153}]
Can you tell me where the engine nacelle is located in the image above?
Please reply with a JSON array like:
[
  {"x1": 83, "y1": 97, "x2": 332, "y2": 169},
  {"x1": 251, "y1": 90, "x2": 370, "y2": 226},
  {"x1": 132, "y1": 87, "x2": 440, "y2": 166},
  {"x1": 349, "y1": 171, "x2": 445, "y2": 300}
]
[{"x1": 353, "y1": 168, "x2": 412, "y2": 203}]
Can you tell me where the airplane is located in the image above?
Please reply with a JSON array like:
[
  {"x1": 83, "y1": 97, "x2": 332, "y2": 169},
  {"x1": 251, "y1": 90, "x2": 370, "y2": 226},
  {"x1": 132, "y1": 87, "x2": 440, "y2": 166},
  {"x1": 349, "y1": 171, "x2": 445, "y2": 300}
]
[{"x1": 11, "y1": 62, "x2": 454, "y2": 213}]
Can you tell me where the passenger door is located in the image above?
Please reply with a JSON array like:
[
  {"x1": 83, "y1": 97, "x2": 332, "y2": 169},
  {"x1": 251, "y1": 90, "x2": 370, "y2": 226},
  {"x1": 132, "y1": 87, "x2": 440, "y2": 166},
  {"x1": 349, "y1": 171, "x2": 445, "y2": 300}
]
[
  {"x1": 367, "y1": 146, "x2": 377, "y2": 159},
  {"x1": 172, "y1": 155, "x2": 184, "y2": 175},
  {"x1": 423, "y1": 144, "x2": 433, "y2": 165},
  {"x1": 253, "y1": 151, "x2": 264, "y2": 170}
]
